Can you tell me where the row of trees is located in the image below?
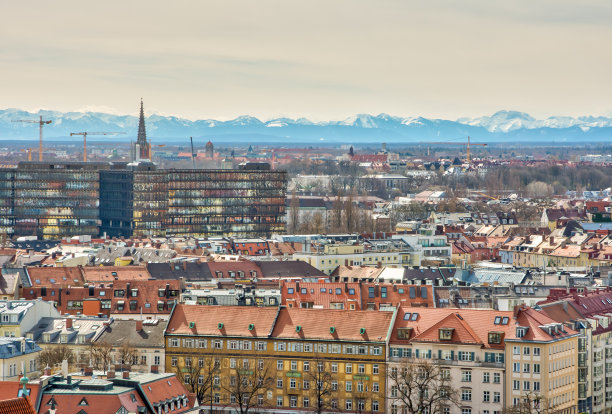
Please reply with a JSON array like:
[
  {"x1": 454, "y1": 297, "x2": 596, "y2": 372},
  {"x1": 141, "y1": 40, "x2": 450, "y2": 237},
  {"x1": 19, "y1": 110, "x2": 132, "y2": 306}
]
[
  {"x1": 37, "y1": 341, "x2": 139, "y2": 373},
  {"x1": 39, "y1": 344, "x2": 551, "y2": 414},
  {"x1": 288, "y1": 190, "x2": 375, "y2": 235},
  {"x1": 173, "y1": 355, "x2": 552, "y2": 414}
]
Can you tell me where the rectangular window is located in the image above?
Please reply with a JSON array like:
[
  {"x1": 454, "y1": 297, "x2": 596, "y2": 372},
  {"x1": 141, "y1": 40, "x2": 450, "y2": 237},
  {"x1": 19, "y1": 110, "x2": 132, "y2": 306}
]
[
  {"x1": 494, "y1": 392, "x2": 500, "y2": 403},
  {"x1": 493, "y1": 373, "x2": 500, "y2": 384},
  {"x1": 533, "y1": 347, "x2": 540, "y2": 356},
  {"x1": 461, "y1": 370, "x2": 472, "y2": 382},
  {"x1": 483, "y1": 391, "x2": 490, "y2": 402},
  {"x1": 277, "y1": 360, "x2": 283, "y2": 370},
  {"x1": 373, "y1": 364, "x2": 379, "y2": 374},
  {"x1": 513, "y1": 380, "x2": 519, "y2": 390},
  {"x1": 461, "y1": 390, "x2": 472, "y2": 401},
  {"x1": 346, "y1": 363, "x2": 353, "y2": 374},
  {"x1": 483, "y1": 372, "x2": 490, "y2": 383}
]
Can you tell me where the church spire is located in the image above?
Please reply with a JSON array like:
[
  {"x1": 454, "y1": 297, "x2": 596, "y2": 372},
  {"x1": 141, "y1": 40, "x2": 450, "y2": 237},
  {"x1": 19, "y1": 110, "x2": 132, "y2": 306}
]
[{"x1": 136, "y1": 98, "x2": 150, "y2": 160}]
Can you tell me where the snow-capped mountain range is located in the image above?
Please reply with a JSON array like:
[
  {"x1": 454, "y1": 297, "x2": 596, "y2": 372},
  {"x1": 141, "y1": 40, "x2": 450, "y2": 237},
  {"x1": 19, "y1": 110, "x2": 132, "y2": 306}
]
[{"x1": 1, "y1": 108, "x2": 611, "y2": 143}]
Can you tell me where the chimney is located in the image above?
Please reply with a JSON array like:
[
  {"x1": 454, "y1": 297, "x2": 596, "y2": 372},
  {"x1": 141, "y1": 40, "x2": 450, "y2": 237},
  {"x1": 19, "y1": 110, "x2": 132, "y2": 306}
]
[
  {"x1": 65, "y1": 318, "x2": 73, "y2": 330},
  {"x1": 150, "y1": 365, "x2": 159, "y2": 374},
  {"x1": 107, "y1": 370, "x2": 115, "y2": 379},
  {"x1": 122, "y1": 371, "x2": 130, "y2": 379},
  {"x1": 43, "y1": 365, "x2": 52, "y2": 376},
  {"x1": 84, "y1": 366, "x2": 93, "y2": 376},
  {"x1": 136, "y1": 320, "x2": 143, "y2": 332},
  {"x1": 67, "y1": 375, "x2": 72, "y2": 384},
  {"x1": 549, "y1": 236, "x2": 554, "y2": 244}
]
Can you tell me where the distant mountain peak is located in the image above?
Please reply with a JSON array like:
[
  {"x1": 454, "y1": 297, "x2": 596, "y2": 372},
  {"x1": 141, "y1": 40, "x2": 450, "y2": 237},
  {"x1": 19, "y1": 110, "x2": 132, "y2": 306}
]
[{"x1": 1, "y1": 107, "x2": 611, "y2": 143}]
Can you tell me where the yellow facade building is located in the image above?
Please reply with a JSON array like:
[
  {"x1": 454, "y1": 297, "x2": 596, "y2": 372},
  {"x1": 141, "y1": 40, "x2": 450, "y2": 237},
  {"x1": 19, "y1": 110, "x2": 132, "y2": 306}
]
[{"x1": 165, "y1": 304, "x2": 395, "y2": 412}]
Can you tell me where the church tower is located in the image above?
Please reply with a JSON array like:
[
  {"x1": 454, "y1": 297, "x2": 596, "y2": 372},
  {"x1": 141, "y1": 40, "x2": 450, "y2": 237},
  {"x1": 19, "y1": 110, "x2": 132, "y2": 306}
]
[{"x1": 136, "y1": 99, "x2": 151, "y2": 160}]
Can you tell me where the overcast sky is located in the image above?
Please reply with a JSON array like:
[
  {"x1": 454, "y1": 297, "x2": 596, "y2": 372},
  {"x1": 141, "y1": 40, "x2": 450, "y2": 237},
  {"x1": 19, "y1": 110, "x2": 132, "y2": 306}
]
[{"x1": 2, "y1": 0, "x2": 612, "y2": 121}]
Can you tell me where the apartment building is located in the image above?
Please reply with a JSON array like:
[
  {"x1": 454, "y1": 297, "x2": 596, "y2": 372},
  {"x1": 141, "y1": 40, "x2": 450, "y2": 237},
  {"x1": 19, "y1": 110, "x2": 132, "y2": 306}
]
[
  {"x1": 294, "y1": 243, "x2": 410, "y2": 275},
  {"x1": 388, "y1": 306, "x2": 579, "y2": 414},
  {"x1": 164, "y1": 305, "x2": 395, "y2": 412},
  {"x1": 388, "y1": 307, "x2": 512, "y2": 414},
  {"x1": 505, "y1": 306, "x2": 578, "y2": 414},
  {"x1": 539, "y1": 288, "x2": 612, "y2": 414}
]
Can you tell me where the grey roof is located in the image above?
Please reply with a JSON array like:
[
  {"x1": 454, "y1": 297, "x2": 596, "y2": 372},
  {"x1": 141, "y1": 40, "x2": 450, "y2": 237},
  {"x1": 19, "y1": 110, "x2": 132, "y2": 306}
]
[
  {"x1": 26, "y1": 316, "x2": 109, "y2": 345},
  {"x1": 254, "y1": 260, "x2": 327, "y2": 278},
  {"x1": 147, "y1": 262, "x2": 213, "y2": 281},
  {"x1": 95, "y1": 319, "x2": 166, "y2": 348},
  {"x1": 0, "y1": 337, "x2": 40, "y2": 359},
  {"x1": 470, "y1": 268, "x2": 528, "y2": 285},
  {"x1": 94, "y1": 246, "x2": 177, "y2": 265}
]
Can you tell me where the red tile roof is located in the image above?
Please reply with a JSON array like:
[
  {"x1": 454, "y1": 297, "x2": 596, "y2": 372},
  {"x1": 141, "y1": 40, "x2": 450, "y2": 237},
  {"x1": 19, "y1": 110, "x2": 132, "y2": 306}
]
[
  {"x1": 167, "y1": 304, "x2": 279, "y2": 337},
  {"x1": 26, "y1": 267, "x2": 85, "y2": 287},
  {"x1": 111, "y1": 279, "x2": 181, "y2": 315},
  {"x1": 0, "y1": 382, "x2": 40, "y2": 405},
  {"x1": 207, "y1": 261, "x2": 261, "y2": 279},
  {"x1": 40, "y1": 392, "x2": 144, "y2": 414},
  {"x1": 0, "y1": 397, "x2": 35, "y2": 414},
  {"x1": 391, "y1": 307, "x2": 515, "y2": 349},
  {"x1": 513, "y1": 306, "x2": 577, "y2": 341},
  {"x1": 82, "y1": 266, "x2": 150, "y2": 282},
  {"x1": 271, "y1": 307, "x2": 394, "y2": 342}
]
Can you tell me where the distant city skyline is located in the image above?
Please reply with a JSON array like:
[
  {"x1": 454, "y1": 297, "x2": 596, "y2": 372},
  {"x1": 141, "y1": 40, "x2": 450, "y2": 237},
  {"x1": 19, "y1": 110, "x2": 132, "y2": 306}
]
[{"x1": 2, "y1": 1, "x2": 612, "y2": 121}]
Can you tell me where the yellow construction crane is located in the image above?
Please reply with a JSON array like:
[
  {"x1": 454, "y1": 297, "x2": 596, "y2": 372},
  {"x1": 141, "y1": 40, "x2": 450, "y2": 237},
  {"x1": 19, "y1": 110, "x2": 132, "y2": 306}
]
[
  {"x1": 428, "y1": 136, "x2": 487, "y2": 165},
  {"x1": 70, "y1": 131, "x2": 126, "y2": 162},
  {"x1": 11, "y1": 116, "x2": 52, "y2": 161}
]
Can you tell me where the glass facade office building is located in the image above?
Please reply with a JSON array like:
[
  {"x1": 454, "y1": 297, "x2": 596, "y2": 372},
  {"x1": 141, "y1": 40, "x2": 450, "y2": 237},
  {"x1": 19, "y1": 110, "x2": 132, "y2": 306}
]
[{"x1": 1, "y1": 162, "x2": 286, "y2": 239}]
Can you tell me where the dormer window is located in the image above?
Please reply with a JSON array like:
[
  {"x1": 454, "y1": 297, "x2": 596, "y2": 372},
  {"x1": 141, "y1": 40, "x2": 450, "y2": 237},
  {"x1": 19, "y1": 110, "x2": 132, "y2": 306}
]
[
  {"x1": 516, "y1": 327, "x2": 528, "y2": 338},
  {"x1": 488, "y1": 332, "x2": 503, "y2": 344},
  {"x1": 439, "y1": 328, "x2": 454, "y2": 341},
  {"x1": 397, "y1": 328, "x2": 413, "y2": 339}
]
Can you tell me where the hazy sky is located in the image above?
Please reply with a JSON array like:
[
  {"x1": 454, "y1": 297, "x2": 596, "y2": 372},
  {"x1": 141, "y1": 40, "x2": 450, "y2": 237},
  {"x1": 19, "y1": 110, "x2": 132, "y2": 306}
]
[{"x1": 2, "y1": 0, "x2": 612, "y2": 121}]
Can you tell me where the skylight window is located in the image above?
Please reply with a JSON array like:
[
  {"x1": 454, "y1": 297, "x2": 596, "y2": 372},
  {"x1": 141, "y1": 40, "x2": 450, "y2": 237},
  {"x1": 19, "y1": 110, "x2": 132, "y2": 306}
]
[
  {"x1": 494, "y1": 316, "x2": 502, "y2": 325},
  {"x1": 501, "y1": 317, "x2": 509, "y2": 325},
  {"x1": 411, "y1": 313, "x2": 418, "y2": 321},
  {"x1": 403, "y1": 313, "x2": 411, "y2": 320}
]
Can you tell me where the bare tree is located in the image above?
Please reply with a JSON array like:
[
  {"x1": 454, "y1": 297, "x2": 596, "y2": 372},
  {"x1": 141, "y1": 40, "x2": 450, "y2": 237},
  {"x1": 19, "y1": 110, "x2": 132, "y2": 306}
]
[
  {"x1": 331, "y1": 191, "x2": 344, "y2": 232},
  {"x1": 90, "y1": 341, "x2": 113, "y2": 373},
  {"x1": 503, "y1": 391, "x2": 552, "y2": 414},
  {"x1": 38, "y1": 345, "x2": 75, "y2": 369},
  {"x1": 288, "y1": 193, "x2": 300, "y2": 234},
  {"x1": 388, "y1": 360, "x2": 459, "y2": 414},
  {"x1": 302, "y1": 358, "x2": 335, "y2": 414},
  {"x1": 221, "y1": 358, "x2": 275, "y2": 414},
  {"x1": 172, "y1": 354, "x2": 219, "y2": 407},
  {"x1": 117, "y1": 342, "x2": 138, "y2": 366}
]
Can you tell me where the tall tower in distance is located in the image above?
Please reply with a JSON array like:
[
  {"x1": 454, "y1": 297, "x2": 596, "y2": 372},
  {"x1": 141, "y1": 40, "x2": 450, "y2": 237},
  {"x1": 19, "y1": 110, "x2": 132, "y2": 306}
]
[{"x1": 136, "y1": 99, "x2": 151, "y2": 161}]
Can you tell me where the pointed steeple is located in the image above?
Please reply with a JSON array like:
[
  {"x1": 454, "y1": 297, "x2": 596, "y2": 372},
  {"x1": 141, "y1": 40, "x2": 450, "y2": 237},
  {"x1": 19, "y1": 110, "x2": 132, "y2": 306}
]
[
  {"x1": 136, "y1": 98, "x2": 150, "y2": 160},
  {"x1": 137, "y1": 98, "x2": 147, "y2": 146}
]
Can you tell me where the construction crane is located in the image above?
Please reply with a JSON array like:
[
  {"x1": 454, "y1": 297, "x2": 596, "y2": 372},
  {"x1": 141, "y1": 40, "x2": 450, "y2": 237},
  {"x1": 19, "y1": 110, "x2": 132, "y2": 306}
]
[
  {"x1": 428, "y1": 136, "x2": 487, "y2": 165},
  {"x1": 11, "y1": 116, "x2": 52, "y2": 161},
  {"x1": 20, "y1": 148, "x2": 33, "y2": 161},
  {"x1": 70, "y1": 132, "x2": 126, "y2": 162}
]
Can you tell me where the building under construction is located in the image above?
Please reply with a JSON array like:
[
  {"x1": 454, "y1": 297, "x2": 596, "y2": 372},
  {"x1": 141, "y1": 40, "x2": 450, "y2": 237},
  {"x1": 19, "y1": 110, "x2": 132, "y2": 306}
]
[{"x1": 0, "y1": 161, "x2": 286, "y2": 239}]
